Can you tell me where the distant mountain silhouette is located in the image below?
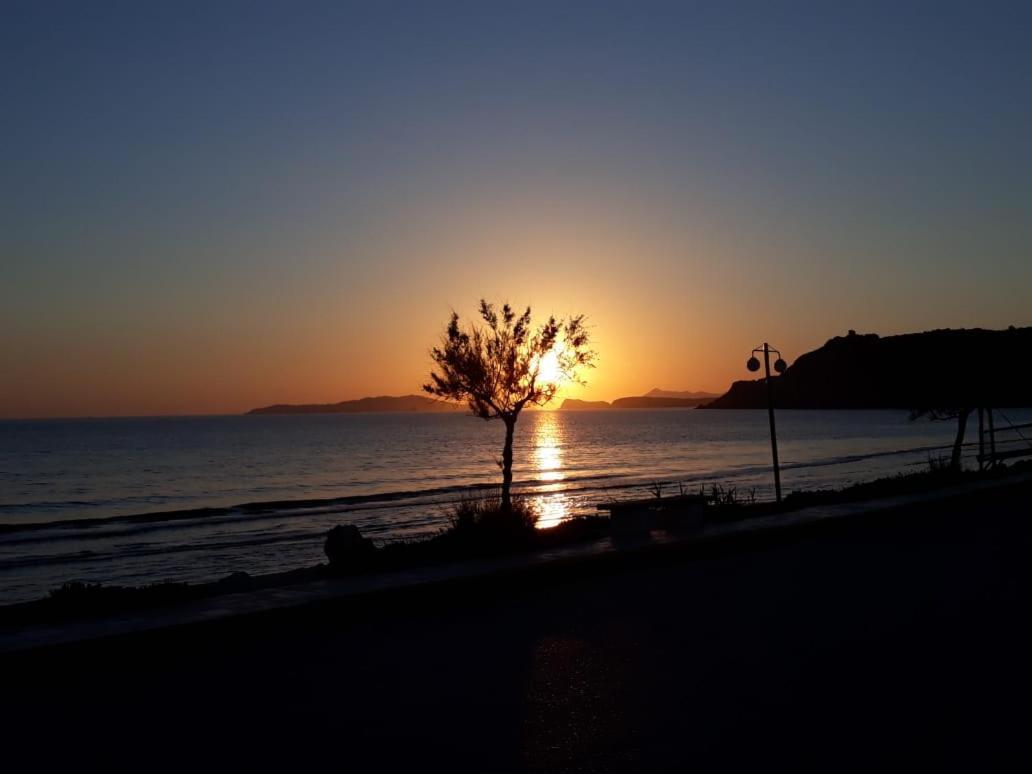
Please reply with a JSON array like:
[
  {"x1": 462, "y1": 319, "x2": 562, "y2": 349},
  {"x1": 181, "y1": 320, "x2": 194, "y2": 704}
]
[
  {"x1": 559, "y1": 395, "x2": 710, "y2": 410},
  {"x1": 248, "y1": 395, "x2": 463, "y2": 415},
  {"x1": 611, "y1": 396, "x2": 711, "y2": 409},
  {"x1": 645, "y1": 388, "x2": 719, "y2": 400},
  {"x1": 559, "y1": 399, "x2": 612, "y2": 410},
  {"x1": 701, "y1": 328, "x2": 1032, "y2": 409}
]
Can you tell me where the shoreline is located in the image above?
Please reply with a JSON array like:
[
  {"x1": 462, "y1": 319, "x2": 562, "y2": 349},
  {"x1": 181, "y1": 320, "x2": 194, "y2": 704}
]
[
  {"x1": 0, "y1": 435, "x2": 995, "y2": 537},
  {"x1": 4, "y1": 466, "x2": 1030, "y2": 655}
]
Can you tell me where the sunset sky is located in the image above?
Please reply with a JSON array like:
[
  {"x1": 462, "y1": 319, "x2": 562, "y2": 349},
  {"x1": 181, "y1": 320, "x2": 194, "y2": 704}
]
[{"x1": 3, "y1": 1, "x2": 1031, "y2": 418}]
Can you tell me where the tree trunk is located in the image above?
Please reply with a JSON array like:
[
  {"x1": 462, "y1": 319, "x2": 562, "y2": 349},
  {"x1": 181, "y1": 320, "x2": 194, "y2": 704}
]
[
  {"x1": 951, "y1": 408, "x2": 972, "y2": 471},
  {"x1": 501, "y1": 416, "x2": 516, "y2": 511}
]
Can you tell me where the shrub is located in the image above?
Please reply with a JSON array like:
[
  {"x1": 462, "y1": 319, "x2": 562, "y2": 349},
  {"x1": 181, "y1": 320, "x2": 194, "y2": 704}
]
[
  {"x1": 698, "y1": 484, "x2": 756, "y2": 507},
  {"x1": 443, "y1": 493, "x2": 539, "y2": 544},
  {"x1": 926, "y1": 454, "x2": 956, "y2": 475}
]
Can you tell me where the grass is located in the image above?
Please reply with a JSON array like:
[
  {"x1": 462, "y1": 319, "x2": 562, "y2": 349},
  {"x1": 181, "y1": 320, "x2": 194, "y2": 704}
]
[
  {"x1": 781, "y1": 456, "x2": 1031, "y2": 510},
  {"x1": 674, "y1": 456, "x2": 1032, "y2": 523},
  {"x1": 702, "y1": 484, "x2": 757, "y2": 508}
]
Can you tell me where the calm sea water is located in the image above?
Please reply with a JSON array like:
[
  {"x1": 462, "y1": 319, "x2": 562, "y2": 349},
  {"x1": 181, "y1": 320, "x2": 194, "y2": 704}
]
[{"x1": 2, "y1": 409, "x2": 1029, "y2": 605}]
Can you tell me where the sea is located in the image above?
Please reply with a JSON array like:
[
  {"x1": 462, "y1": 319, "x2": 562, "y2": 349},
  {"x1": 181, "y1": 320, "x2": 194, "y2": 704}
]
[{"x1": 2, "y1": 408, "x2": 1030, "y2": 605}]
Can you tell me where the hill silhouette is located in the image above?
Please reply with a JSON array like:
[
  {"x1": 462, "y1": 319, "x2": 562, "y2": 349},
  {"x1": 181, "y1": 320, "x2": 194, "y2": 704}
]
[
  {"x1": 559, "y1": 395, "x2": 711, "y2": 410},
  {"x1": 559, "y1": 399, "x2": 612, "y2": 410},
  {"x1": 645, "y1": 388, "x2": 719, "y2": 400},
  {"x1": 248, "y1": 395, "x2": 463, "y2": 415},
  {"x1": 611, "y1": 396, "x2": 711, "y2": 409},
  {"x1": 702, "y1": 327, "x2": 1032, "y2": 409}
]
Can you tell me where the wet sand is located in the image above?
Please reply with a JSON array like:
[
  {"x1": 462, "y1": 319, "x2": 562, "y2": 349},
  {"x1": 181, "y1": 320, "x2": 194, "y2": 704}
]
[{"x1": 2, "y1": 480, "x2": 1030, "y2": 772}]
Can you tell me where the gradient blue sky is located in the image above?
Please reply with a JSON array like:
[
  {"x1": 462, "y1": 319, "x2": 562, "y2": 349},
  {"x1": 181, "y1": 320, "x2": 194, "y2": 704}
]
[{"x1": 3, "y1": 1, "x2": 1031, "y2": 417}]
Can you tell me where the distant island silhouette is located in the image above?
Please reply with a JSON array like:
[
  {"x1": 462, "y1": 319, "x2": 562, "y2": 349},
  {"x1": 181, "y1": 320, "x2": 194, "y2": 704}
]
[
  {"x1": 559, "y1": 394, "x2": 715, "y2": 410},
  {"x1": 702, "y1": 327, "x2": 1032, "y2": 409},
  {"x1": 559, "y1": 399, "x2": 614, "y2": 410},
  {"x1": 249, "y1": 388, "x2": 719, "y2": 415},
  {"x1": 643, "y1": 388, "x2": 720, "y2": 400},
  {"x1": 247, "y1": 395, "x2": 465, "y2": 415}
]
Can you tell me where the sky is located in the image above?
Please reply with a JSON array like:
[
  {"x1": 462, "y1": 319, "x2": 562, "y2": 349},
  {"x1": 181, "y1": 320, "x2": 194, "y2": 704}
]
[{"x1": 2, "y1": 1, "x2": 1031, "y2": 418}]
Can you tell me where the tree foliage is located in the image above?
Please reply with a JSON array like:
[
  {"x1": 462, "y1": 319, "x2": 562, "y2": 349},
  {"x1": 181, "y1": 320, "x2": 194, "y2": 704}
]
[{"x1": 424, "y1": 300, "x2": 594, "y2": 421}]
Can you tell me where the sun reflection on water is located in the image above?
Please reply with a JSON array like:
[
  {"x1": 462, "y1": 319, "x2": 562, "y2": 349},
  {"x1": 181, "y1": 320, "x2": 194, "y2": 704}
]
[{"x1": 532, "y1": 412, "x2": 571, "y2": 529}]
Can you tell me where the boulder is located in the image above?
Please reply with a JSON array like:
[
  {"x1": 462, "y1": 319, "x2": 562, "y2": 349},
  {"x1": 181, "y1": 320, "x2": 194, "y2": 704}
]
[{"x1": 324, "y1": 524, "x2": 377, "y2": 571}]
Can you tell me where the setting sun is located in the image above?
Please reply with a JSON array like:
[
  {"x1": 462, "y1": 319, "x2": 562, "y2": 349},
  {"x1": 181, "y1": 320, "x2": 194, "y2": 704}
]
[{"x1": 537, "y1": 350, "x2": 562, "y2": 386}]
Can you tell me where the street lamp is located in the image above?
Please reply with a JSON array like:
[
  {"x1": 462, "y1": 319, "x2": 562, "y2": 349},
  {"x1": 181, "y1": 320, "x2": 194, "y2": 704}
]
[{"x1": 747, "y1": 343, "x2": 787, "y2": 503}]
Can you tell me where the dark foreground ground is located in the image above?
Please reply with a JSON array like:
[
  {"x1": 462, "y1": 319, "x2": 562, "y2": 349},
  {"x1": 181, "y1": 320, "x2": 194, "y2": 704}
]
[{"x1": 3, "y1": 482, "x2": 1031, "y2": 772}]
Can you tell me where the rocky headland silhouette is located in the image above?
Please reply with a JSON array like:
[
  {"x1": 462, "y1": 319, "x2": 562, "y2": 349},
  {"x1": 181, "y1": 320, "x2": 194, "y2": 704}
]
[{"x1": 701, "y1": 327, "x2": 1032, "y2": 409}]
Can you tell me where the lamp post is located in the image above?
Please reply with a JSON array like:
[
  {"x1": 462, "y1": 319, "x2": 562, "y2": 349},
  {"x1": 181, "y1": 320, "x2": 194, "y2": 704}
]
[{"x1": 747, "y1": 343, "x2": 787, "y2": 503}]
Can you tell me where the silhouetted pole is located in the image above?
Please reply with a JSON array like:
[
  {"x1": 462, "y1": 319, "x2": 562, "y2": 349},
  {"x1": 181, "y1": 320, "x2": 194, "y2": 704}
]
[
  {"x1": 978, "y1": 408, "x2": 985, "y2": 471},
  {"x1": 987, "y1": 407, "x2": 997, "y2": 467},
  {"x1": 763, "y1": 344, "x2": 782, "y2": 502},
  {"x1": 748, "y1": 343, "x2": 787, "y2": 503}
]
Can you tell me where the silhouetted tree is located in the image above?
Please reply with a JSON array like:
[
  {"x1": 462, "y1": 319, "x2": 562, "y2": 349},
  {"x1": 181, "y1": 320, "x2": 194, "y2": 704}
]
[
  {"x1": 910, "y1": 407, "x2": 973, "y2": 471},
  {"x1": 424, "y1": 300, "x2": 594, "y2": 511}
]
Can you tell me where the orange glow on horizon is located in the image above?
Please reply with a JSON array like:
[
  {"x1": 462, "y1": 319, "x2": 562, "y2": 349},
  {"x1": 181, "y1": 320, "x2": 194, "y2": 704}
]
[{"x1": 5, "y1": 210, "x2": 1023, "y2": 418}]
